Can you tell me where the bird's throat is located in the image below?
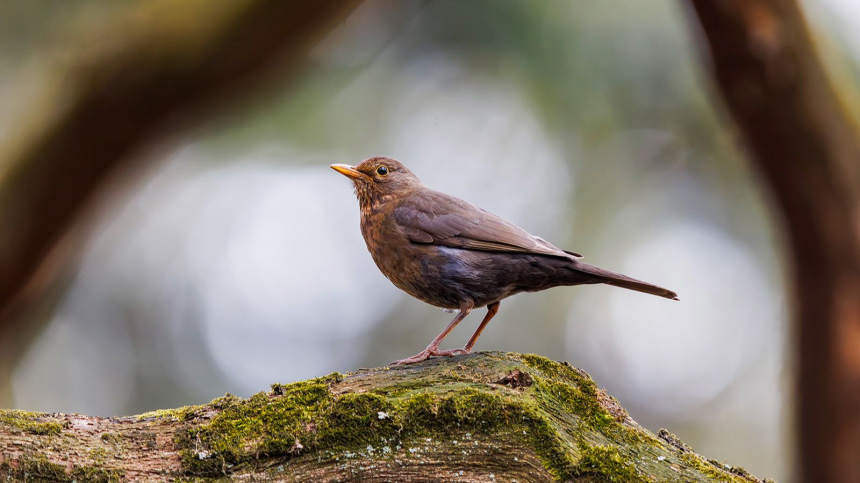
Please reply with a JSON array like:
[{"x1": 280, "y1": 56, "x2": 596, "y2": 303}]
[{"x1": 356, "y1": 185, "x2": 393, "y2": 217}]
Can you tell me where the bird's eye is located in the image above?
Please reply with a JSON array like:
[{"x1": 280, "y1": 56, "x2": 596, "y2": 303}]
[{"x1": 376, "y1": 166, "x2": 389, "y2": 176}]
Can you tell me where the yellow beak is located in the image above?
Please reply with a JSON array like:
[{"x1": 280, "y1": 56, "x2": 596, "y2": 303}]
[{"x1": 330, "y1": 164, "x2": 368, "y2": 181}]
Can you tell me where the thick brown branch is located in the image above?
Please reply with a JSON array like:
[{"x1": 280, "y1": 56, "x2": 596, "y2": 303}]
[
  {"x1": 0, "y1": 352, "x2": 768, "y2": 482},
  {"x1": 684, "y1": 2, "x2": 860, "y2": 482}
]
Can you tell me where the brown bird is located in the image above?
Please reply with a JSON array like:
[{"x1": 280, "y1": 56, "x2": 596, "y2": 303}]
[{"x1": 332, "y1": 156, "x2": 678, "y2": 365}]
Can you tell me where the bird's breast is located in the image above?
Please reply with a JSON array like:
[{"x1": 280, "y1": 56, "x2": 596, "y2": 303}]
[
  {"x1": 360, "y1": 213, "x2": 418, "y2": 278},
  {"x1": 359, "y1": 212, "x2": 467, "y2": 309}
]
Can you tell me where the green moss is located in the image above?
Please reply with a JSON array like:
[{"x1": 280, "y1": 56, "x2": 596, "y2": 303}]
[
  {"x1": 520, "y1": 353, "x2": 571, "y2": 378},
  {"x1": 510, "y1": 402, "x2": 578, "y2": 479},
  {"x1": 271, "y1": 372, "x2": 341, "y2": 395},
  {"x1": 520, "y1": 354, "x2": 655, "y2": 448},
  {"x1": 520, "y1": 354, "x2": 624, "y2": 432},
  {"x1": 101, "y1": 432, "x2": 124, "y2": 445},
  {"x1": 88, "y1": 447, "x2": 110, "y2": 463},
  {"x1": 135, "y1": 405, "x2": 198, "y2": 421},
  {"x1": 399, "y1": 389, "x2": 507, "y2": 433},
  {"x1": 369, "y1": 379, "x2": 436, "y2": 397},
  {"x1": 680, "y1": 453, "x2": 753, "y2": 482},
  {"x1": 317, "y1": 392, "x2": 398, "y2": 449},
  {"x1": 574, "y1": 443, "x2": 647, "y2": 483},
  {"x1": 533, "y1": 377, "x2": 614, "y2": 430},
  {"x1": 5, "y1": 455, "x2": 124, "y2": 483},
  {"x1": 19, "y1": 456, "x2": 68, "y2": 480},
  {"x1": 178, "y1": 374, "x2": 343, "y2": 475},
  {"x1": 0, "y1": 409, "x2": 64, "y2": 435},
  {"x1": 67, "y1": 465, "x2": 125, "y2": 483}
]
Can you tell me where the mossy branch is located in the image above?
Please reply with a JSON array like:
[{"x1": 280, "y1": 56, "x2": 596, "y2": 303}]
[{"x1": 0, "y1": 352, "x2": 771, "y2": 482}]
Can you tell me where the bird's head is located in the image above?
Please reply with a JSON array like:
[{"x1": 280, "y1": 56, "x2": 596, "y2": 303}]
[{"x1": 331, "y1": 156, "x2": 422, "y2": 211}]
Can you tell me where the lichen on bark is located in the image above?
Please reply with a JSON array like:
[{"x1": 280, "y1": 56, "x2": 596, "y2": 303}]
[{"x1": 0, "y1": 352, "x2": 772, "y2": 482}]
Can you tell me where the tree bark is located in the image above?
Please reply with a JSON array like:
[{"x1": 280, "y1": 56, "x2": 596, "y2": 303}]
[
  {"x1": 684, "y1": 2, "x2": 860, "y2": 482},
  {"x1": 0, "y1": 0, "x2": 362, "y2": 403},
  {"x1": 0, "y1": 352, "x2": 769, "y2": 482}
]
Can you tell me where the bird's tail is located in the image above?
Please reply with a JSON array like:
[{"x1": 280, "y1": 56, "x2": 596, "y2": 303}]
[{"x1": 568, "y1": 261, "x2": 679, "y2": 300}]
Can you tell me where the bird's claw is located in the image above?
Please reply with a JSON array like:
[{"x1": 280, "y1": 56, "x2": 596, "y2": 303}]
[
  {"x1": 389, "y1": 347, "x2": 471, "y2": 366},
  {"x1": 434, "y1": 347, "x2": 471, "y2": 357}
]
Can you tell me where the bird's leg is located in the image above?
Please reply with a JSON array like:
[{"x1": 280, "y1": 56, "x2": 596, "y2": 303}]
[
  {"x1": 460, "y1": 301, "x2": 500, "y2": 353},
  {"x1": 390, "y1": 306, "x2": 472, "y2": 365}
]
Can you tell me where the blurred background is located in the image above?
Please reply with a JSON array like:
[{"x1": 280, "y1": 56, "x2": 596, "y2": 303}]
[{"x1": 2, "y1": 1, "x2": 860, "y2": 481}]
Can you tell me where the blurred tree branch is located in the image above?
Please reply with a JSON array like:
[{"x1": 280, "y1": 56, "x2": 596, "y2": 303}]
[
  {"x1": 0, "y1": 0, "x2": 362, "y2": 404},
  {"x1": 0, "y1": 352, "x2": 768, "y2": 482},
  {"x1": 685, "y1": 1, "x2": 860, "y2": 482}
]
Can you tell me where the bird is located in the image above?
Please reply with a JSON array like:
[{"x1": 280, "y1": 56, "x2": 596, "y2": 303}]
[{"x1": 331, "y1": 156, "x2": 678, "y2": 365}]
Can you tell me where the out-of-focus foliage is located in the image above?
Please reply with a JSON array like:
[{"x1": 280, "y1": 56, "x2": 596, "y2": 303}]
[{"x1": 2, "y1": 1, "x2": 859, "y2": 481}]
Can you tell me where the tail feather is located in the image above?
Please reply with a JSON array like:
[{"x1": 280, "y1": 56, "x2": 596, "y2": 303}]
[{"x1": 570, "y1": 261, "x2": 679, "y2": 301}]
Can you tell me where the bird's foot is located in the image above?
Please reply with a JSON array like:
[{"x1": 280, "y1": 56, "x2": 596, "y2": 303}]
[
  {"x1": 432, "y1": 347, "x2": 471, "y2": 357},
  {"x1": 389, "y1": 347, "x2": 471, "y2": 366}
]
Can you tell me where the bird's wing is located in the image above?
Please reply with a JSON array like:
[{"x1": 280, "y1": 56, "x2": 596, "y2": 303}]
[{"x1": 392, "y1": 191, "x2": 581, "y2": 259}]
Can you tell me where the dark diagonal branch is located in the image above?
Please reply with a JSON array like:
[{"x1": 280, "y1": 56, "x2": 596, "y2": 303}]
[{"x1": 0, "y1": 0, "x2": 362, "y2": 396}]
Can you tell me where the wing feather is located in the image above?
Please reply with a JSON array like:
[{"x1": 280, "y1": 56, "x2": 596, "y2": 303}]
[{"x1": 393, "y1": 190, "x2": 580, "y2": 259}]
